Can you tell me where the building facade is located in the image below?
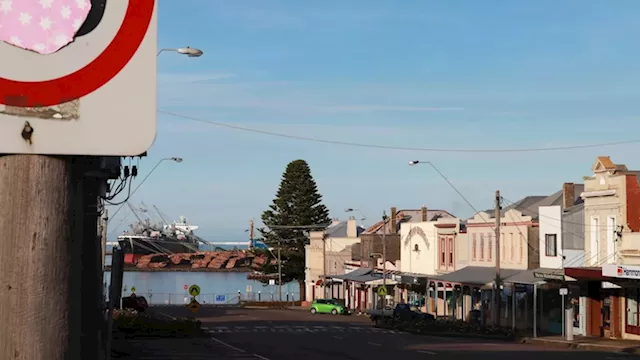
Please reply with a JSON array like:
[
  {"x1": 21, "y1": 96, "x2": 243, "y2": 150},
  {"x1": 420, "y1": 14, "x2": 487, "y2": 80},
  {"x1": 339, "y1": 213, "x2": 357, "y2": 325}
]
[
  {"x1": 304, "y1": 218, "x2": 363, "y2": 302},
  {"x1": 565, "y1": 156, "x2": 640, "y2": 339}
]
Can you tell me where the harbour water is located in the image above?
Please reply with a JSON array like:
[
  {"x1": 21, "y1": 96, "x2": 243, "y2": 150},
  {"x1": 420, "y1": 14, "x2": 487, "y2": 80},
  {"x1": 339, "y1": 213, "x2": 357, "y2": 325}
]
[{"x1": 104, "y1": 270, "x2": 301, "y2": 305}]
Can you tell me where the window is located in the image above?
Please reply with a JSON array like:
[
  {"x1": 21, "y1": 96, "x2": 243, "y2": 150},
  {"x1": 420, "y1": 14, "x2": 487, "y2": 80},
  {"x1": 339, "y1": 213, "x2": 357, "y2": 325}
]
[
  {"x1": 472, "y1": 234, "x2": 477, "y2": 260},
  {"x1": 501, "y1": 233, "x2": 505, "y2": 261},
  {"x1": 627, "y1": 289, "x2": 640, "y2": 335},
  {"x1": 480, "y1": 234, "x2": 485, "y2": 260},
  {"x1": 607, "y1": 217, "x2": 616, "y2": 264},
  {"x1": 440, "y1": 237, "x2": 446, "y2": 267},
  {"x1": 545, "y1": 234, "x2": 557, "y2": 257},
  {"x1": 510, "y1": 233, "x2": 515, "y2": 262},
  {"x1": 590, "y1": 217, "x2": 599, "y2": 265},
  {"x1": 448, "y1": 236, "x2": 454, "y2": 266},
  {"x1": 487, "y1": 233, "x2": 493, "y2": 261},
  {"x1": 519, "y1": 233, "x2": 524, "y2": 263}
]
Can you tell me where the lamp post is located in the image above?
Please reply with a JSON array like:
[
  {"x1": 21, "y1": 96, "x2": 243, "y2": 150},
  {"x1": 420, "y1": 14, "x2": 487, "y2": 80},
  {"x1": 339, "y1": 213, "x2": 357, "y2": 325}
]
[
  {"x1": 344, "y1": 208, "x2": 367, "y2": 226},
  {"x1": 157, "y1": 46, "x2": 204, "y2": 57},
  {"x1": 108, "y1": 157, "x2": 183, "y2": 223}
]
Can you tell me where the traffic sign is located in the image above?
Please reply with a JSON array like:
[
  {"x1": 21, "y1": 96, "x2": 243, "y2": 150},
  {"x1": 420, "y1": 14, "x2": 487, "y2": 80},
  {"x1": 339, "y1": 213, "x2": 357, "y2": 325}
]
[
  {"x1": 0, "y1": 0, "x2": 157, "y2": 155},
  {"x1": 186, "y1": 299, "x2": 200, "y2": 313},
  {"x1": 377, "y1": 286, "x2": 388, "y2": 297},
  {"x1": 188, "y1": 285, "x2": 201, "y2": 297},
  {"x1": 184, "y1": 284, "x2": 188, "y2": 290},
  {"x1": 131, "y1": 286, "x2": 136, "y2": 293}
]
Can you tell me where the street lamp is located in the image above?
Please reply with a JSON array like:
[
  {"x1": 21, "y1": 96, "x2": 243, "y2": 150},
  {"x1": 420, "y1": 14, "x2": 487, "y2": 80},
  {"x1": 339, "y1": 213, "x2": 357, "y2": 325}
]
[
  {"x1": 107, "y1": 157, "x2": 183, "y2": 223},
  {"x1": 157, "y1": 47, "x2": 204, "y2": 57},
  {"x1": 344, "y1": 208, "x2": 367, "y2": 225}
]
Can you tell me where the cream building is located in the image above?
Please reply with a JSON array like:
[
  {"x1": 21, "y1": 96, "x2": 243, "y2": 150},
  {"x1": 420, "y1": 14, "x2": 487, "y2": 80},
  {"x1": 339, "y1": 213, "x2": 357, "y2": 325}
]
[{"x1": 304, "y1": 218, "x2": 363, "y2": 302}]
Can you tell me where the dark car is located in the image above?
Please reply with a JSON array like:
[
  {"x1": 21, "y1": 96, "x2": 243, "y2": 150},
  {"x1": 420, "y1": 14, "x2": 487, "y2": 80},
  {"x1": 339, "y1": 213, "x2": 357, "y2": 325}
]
[
  {"x1": 121, "y1": 294, "x2": 148, "y2": 312},
  {"x1": 393, "y1": 303, "x2": 435, "y2": 321}
]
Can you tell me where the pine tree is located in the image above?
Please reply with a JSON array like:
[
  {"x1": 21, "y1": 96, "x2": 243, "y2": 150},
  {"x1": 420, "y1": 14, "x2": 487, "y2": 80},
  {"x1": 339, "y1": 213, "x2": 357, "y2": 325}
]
[{"x1": 258, "y1": 159, "x2": 331, "y2": 301}]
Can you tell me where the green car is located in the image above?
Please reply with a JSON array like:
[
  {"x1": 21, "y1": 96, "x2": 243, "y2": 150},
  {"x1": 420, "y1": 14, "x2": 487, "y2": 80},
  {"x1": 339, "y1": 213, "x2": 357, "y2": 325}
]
[{"x1": 310, "y1": 299, "x2": 347, "y2": 315}]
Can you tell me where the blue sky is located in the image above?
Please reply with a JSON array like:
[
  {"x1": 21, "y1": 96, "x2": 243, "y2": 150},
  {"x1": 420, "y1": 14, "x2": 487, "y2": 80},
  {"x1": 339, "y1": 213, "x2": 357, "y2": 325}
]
[{"x1": 108, "y1": 0, "x2": 640, "y2": 242}]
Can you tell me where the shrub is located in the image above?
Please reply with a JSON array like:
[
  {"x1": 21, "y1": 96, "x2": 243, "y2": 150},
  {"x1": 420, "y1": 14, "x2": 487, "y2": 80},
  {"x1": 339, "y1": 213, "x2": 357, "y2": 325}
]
[
  {"x1": 112, "y1": 310, "x2": 204, "y2": 338},
  {"x1": 377, "y1": 317, "x2": 515, "y2": 338}
]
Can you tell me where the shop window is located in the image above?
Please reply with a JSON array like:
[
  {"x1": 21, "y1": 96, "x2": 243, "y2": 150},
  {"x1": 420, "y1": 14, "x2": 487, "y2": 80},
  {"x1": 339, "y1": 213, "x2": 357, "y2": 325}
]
[{"x1": 627, "y1": 289, "x2": 640, "y2": 335}]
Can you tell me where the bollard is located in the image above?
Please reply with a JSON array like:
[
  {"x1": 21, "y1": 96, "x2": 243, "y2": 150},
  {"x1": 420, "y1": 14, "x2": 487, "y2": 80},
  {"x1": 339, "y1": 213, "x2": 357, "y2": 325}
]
[{"x1": 565, "y1": 308, "x2": 574, "y2": 341}]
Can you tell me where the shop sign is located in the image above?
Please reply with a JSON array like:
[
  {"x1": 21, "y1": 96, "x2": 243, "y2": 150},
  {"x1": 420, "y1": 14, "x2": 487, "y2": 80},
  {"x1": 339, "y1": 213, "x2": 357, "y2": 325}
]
[{"x1": 602, "y1": 264, "x2": 640, "y2": 279}]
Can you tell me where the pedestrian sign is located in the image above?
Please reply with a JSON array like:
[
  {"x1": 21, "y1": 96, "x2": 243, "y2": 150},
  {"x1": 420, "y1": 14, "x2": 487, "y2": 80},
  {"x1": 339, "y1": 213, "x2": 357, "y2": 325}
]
[
  {"x1": 377, "y1": 286, "x2": 387, "y2": 297},
  {"x1": 188, "y1": 284, "x2": 201, "y2": 297},
  {"x1": 186, "y1": 299, "x2": 201, "y2": 313}
]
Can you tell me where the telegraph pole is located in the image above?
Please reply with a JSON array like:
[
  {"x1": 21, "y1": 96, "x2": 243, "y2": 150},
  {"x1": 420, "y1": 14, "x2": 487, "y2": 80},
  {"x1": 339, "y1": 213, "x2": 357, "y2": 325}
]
[
  {"x1": 0, "y1": 155, "x2": 81, "y2": 360},
  {"x1": 277, "y1": 240, "x2": 283, "y2": 302},
  {"x1": 494, "y1": 190, "x2": 501, "y2": 326},
  {"x1": 101, "y1": 209, "x2": 109, "y2": 271},
  {"x1": 382, "y1": 212, "x2": 388, "y2": 307},
  {"x1": 322, "y1": 233, "x2": 327, "y2": 298}
]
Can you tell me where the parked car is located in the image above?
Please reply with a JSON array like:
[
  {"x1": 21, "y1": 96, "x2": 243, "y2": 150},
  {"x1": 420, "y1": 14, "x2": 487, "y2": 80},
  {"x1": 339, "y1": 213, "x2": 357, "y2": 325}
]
[
  {"x1": 369, "y1": 303, "x2": 435, "y2": 322},
  {"x1": 121, "y1": 294, "x2": 148, "y2": 312},
  {"x1": 310, "y1": 298, "x2": 348, "y2": 315}
]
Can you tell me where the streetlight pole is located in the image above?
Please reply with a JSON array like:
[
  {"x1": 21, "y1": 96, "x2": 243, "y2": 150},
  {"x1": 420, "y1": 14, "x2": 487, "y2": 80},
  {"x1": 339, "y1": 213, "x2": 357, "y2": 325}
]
[
  {"x1": 278, "y1": 240, "x2": 282, "y2": 302},
  {"x1": 107, "y1": 157, "x2": 183, "y2": 224},
  {"x1": 345, "y1": 208, "x2": 367, "y2": 226}
]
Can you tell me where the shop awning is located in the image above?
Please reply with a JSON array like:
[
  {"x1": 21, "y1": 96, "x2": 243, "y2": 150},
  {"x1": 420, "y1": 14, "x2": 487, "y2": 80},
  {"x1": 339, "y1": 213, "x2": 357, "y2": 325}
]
[
  {"x1": 325, "y1": 268, "x2": 383, "y2": 283},
  {"x1": 429, "y1": 266, "x2": 521, "y2": 286},
  {"x1": 503, "y1": 267, "x2": 574, "y2": 285},
  {"x1": 564, "y1": 267, "x2": 607, "y2": 281}
]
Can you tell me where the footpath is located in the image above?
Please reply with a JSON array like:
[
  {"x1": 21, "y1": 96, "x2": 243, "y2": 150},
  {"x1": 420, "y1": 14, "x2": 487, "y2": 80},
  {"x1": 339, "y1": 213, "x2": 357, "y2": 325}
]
[{"x1": 522, "y1": 336, "x2": 640, "y2": 354}]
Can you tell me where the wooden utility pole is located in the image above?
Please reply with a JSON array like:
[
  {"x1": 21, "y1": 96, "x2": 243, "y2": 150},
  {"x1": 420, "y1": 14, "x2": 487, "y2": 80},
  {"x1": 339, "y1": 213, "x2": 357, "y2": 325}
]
[
  {"x1": 277, "y1": 241, "x2": 283, "y2": 302},
  {"x1": 494, "y1": 190, "x2": 501, "y2": 326},
  {"x1": 0, "y1": 155, "x2": 81, "y2": 360},
  {"x1": 322, "y1": 233, "x2": 327, "y2": 298},
  {"x1": 248, "y1": 219, "x2": 254, "y2": 247},
  {"x1": 101, "y1": 209, "x2": 109, "y2": 271}
]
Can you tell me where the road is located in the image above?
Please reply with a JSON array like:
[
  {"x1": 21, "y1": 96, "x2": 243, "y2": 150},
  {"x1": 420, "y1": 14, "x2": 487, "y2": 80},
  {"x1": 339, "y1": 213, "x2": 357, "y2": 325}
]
[{"x1": 150, "y1": 306, "x2": 631, "y2": 360}]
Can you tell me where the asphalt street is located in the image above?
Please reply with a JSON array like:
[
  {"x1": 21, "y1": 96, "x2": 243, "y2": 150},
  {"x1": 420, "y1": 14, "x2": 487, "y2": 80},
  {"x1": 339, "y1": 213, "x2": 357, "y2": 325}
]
[{"x1": 150, "y1": 306, "x2": 635, "y2": 360}]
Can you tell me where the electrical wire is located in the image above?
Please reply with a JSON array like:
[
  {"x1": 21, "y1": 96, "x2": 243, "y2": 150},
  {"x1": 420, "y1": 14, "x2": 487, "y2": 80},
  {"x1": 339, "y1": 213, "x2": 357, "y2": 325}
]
[{"x1": 158, "y1": 109, "x2": 640, "y2": 153}]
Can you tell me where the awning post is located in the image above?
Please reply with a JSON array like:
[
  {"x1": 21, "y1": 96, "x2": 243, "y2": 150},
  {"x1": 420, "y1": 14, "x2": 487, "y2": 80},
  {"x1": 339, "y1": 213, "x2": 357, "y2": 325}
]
[{"x1": 533, "y1": 283, "x2": 538, "y2": 338}]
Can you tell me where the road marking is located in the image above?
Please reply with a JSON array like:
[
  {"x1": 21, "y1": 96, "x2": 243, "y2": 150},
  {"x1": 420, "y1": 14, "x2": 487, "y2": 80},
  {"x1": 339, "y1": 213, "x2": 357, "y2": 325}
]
[
  {"x1": 210, "y1": 336, "x2": 246, "y2": 353},
  {"x1": 368, "y1": 342, "x2": 382, "y2": 346},
  {"x1": 253, "y1": 354, "x2": 271, "y2": 360},
  {"x1": 418, "y1": 350, "x2": 437, "y2": 355}
]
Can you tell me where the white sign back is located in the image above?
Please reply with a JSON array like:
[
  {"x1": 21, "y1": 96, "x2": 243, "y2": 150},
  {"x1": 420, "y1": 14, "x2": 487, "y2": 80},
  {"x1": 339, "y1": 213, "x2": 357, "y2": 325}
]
[{"x1": 0, "y1": 0, "x2": 157, "y2": 156}]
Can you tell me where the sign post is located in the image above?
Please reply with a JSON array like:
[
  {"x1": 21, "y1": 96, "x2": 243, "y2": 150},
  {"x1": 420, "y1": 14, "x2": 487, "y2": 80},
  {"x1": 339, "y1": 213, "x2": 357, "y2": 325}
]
[
  {"x1": 0, "y1": 2, "x2": 157, "y2": 359},
  {"x1": 559, "y1": 287, "x2": 568, "y2": 337},
  {"x1": 186, "y1": 284, "x2": 201, "y2": 313}
]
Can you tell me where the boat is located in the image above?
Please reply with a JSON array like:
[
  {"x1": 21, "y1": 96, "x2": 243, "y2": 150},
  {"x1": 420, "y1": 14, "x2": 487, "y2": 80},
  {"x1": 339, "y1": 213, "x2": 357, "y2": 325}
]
[{"x1": 117, "y1": 215, "x2": 202, "y2": 265}]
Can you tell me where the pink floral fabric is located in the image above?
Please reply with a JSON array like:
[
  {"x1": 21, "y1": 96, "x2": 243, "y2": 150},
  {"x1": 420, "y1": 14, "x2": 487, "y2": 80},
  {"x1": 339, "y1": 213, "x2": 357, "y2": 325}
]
[{"x1": 0, "y1": 0, "x2": 92, "y2": 55}]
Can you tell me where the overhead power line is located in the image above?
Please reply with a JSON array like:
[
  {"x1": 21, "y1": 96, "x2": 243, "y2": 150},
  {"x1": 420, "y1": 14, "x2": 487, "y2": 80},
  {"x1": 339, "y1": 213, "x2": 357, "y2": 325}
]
[{"x1": 158, "y1": 110, "x2": 640, "y2": 153}]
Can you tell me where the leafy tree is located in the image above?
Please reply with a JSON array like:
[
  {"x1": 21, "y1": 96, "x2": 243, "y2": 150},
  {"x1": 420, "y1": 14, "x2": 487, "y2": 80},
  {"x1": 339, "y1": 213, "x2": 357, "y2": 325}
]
[{"x1": 258, "y1": 159, "x2": 331, "y2": 301}]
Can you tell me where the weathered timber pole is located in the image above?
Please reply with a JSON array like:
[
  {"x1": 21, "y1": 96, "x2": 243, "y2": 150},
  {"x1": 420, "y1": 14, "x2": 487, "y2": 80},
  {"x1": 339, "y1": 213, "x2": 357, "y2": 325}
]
[{"x1": 0, "y1": 155, "x2": 81, "y2": 360}]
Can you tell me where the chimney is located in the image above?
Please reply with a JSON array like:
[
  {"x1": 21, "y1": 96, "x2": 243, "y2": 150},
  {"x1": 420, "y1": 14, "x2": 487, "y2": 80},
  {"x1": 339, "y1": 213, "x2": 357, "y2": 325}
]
[
  {"x1": 562, "y1": 182, "x2": 575, "y2": 209},
  {"x1": 421, "y1": 206, "x2": 428, "y2": 222},
  {"x1": 346, "y1": 218, "x2": 358, "y2": 238},
  {"x1": 390, "y1": 207, "x2": 397, "y2": 234}
]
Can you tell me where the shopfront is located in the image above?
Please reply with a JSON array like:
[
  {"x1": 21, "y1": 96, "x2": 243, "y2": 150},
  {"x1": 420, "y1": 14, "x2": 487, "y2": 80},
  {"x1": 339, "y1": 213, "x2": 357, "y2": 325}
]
[{"x1": 602, "y1": 264, "x2": 640, "y2": 339}]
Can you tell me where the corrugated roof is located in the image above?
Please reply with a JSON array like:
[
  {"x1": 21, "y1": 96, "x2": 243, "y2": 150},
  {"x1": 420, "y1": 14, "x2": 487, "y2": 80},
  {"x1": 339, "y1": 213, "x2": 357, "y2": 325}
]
[
  {"x1": 363, "y1": 209, "x2": 456, "y2": 235},
  {"x1": 325, "y1": 221, "x2": 365, "y2": 238},
  {"x1": 429, "y1": 266, "x2": 520, "y2": 286}
]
